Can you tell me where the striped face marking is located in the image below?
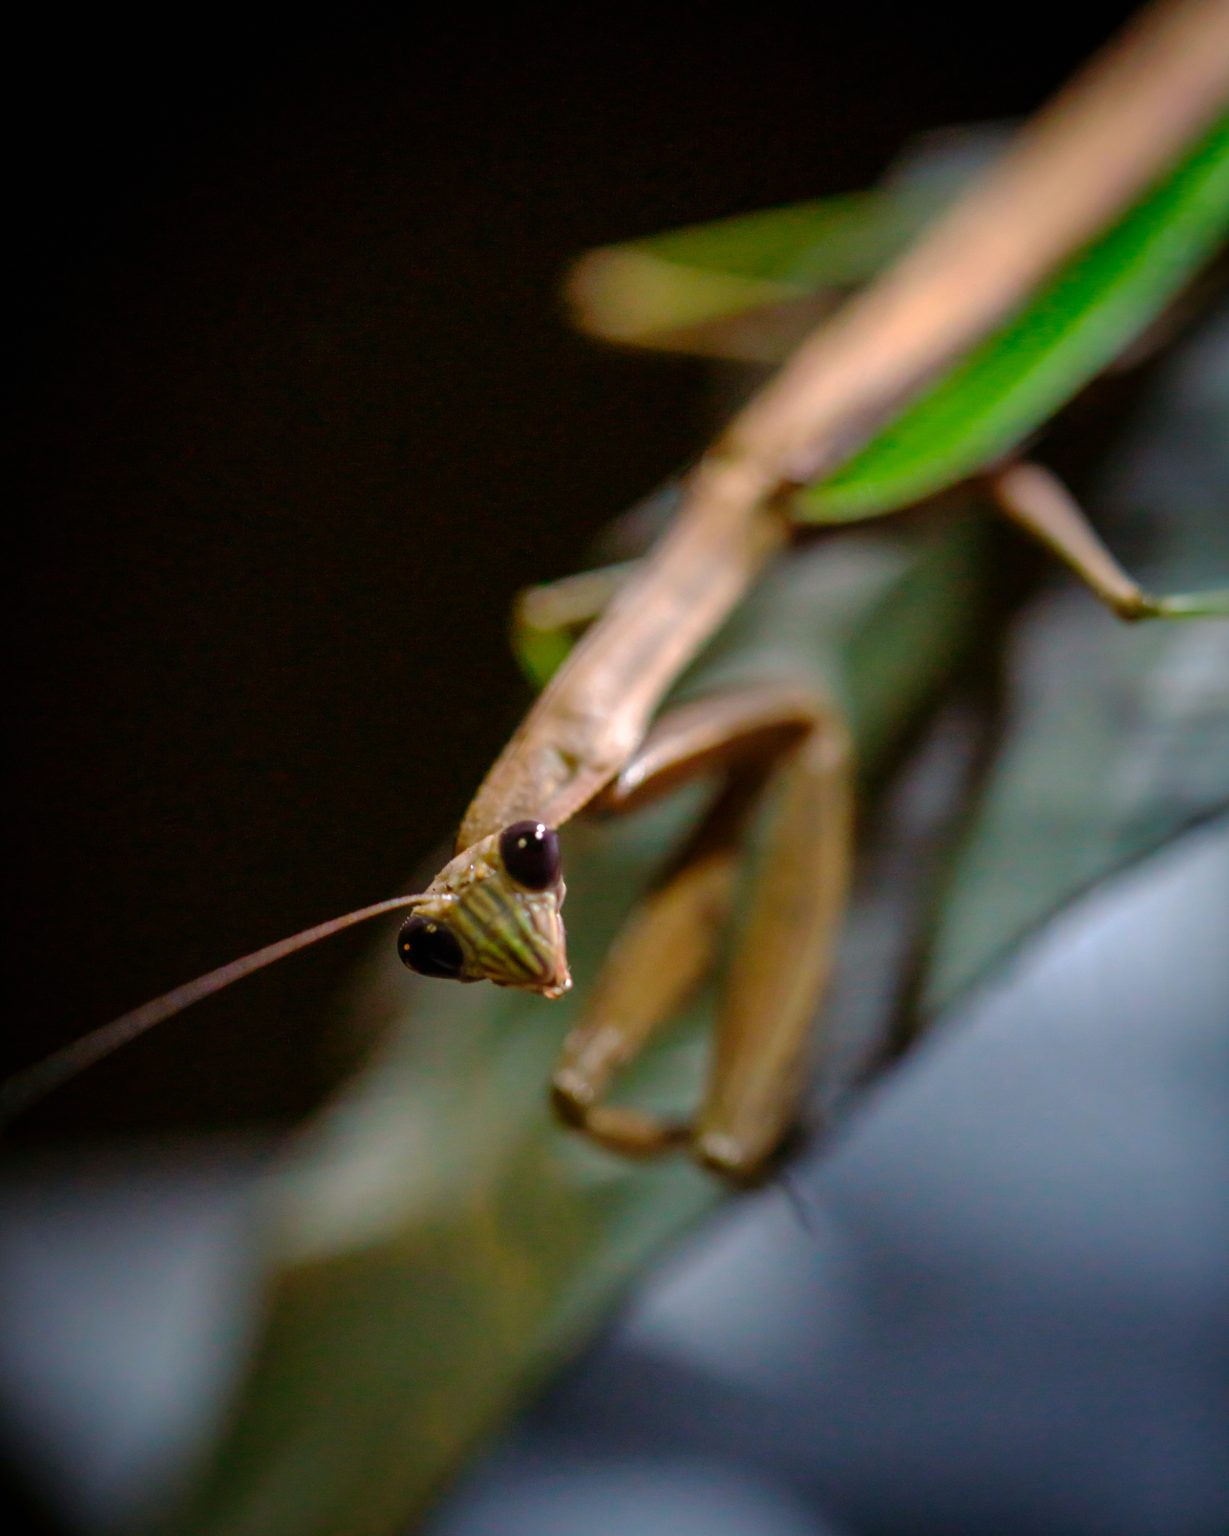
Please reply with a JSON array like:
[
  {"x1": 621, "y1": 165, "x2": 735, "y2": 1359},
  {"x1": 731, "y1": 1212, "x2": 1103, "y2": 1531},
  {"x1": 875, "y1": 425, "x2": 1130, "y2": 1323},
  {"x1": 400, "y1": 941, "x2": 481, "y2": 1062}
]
[{"x1": 397, "y1": 824, "x2": 571, "y2": 998}]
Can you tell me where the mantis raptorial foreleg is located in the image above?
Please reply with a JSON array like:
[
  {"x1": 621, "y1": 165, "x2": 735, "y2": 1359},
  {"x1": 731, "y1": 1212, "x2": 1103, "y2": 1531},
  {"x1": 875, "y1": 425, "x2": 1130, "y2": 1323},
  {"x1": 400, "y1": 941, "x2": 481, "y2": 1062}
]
[{"x1": 551, "y1": 683, "x2": 853, "y2": 1177}]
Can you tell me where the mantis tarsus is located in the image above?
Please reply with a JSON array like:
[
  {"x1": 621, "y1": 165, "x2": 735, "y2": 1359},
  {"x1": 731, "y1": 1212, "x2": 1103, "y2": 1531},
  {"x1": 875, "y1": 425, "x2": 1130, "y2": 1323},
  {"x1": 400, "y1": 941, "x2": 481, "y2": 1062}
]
[{"x1": 7, "y1": 0, "x2": 1229, "y2": 1178}]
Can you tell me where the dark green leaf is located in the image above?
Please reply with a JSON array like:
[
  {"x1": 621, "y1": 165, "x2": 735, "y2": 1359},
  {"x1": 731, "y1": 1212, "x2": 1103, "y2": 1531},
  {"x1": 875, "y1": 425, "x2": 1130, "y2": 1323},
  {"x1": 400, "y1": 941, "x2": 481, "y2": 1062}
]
[
  {"x1": 923, "y1": 317, "x2": 1229, "y2": 1011},
  {"x1": 160, "y1": 517, "x2": 987, "y2": 1536}
]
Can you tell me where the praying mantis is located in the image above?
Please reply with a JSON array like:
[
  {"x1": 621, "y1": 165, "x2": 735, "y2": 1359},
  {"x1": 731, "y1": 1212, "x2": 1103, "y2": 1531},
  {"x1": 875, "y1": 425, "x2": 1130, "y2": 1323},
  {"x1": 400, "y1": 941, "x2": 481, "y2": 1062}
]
[{"x1": 7, "y1": 0, "x2": 1229, "y2": 1181}]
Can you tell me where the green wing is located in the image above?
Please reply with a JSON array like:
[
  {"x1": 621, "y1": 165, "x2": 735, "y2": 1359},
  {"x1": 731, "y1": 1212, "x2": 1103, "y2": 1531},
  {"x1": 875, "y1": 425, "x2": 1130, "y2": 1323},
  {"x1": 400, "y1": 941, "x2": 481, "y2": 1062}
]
[{"x1": 800, "y1": 116, "x2": 1229, "y2": 520}]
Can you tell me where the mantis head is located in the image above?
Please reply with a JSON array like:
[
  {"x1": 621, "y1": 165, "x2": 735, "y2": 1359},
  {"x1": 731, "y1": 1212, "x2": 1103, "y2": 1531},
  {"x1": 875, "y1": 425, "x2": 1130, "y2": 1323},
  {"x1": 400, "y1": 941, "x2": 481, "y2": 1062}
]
[{"x1": 397, "y1": 821, "x2": 572, "y2": 998}]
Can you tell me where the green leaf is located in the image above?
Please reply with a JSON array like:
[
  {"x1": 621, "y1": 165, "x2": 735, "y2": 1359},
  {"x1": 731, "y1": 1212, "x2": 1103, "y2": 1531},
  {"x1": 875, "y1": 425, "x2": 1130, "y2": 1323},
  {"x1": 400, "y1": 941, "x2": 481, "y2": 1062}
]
[{"x1": 797, "y1": 116, "x2": 1229, "y2": 521}]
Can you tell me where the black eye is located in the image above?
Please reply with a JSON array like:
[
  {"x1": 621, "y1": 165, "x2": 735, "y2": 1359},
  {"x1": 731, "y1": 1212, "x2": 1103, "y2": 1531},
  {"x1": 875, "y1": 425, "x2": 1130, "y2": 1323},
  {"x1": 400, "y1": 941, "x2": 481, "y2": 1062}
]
[
  {"x1": 499, "y1": 821, "x2": 561, "y2": 890},
  {"x1": 397, "y1": 915, "x2": 464, "y2": 978}
]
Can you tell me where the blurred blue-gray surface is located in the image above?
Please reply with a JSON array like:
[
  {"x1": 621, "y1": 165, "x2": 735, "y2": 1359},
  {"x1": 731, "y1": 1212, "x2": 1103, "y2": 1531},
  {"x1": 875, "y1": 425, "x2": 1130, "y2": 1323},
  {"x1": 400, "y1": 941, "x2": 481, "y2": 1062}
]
[{"x1": 426, "y1": 815, "x2": 1229, "y2": 1536}]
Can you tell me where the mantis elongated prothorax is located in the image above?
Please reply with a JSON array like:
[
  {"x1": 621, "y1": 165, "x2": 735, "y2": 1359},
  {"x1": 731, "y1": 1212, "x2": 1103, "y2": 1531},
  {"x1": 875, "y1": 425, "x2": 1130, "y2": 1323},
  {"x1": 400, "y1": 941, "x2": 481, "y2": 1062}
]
[{"x1": 7, "y1": 0, "x2": 1229, "y2": 1176}]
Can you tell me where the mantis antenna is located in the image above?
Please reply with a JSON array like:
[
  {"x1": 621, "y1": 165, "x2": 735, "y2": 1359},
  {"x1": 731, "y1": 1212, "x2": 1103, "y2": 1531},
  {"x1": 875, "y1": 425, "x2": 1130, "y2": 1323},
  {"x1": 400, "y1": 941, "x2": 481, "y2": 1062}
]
[{"x1": 1, "y1": 894, "x2": 424, "y2": 1124}]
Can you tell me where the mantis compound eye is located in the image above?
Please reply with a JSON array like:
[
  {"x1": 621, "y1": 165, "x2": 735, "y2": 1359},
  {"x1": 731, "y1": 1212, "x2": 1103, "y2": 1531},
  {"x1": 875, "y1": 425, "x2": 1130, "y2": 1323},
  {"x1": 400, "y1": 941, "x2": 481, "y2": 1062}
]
[
  {"x1": 499, "y1": 821, "x2": 561, "y2": 890},
  {"x1": 398, "y1": 915, "x2": 465, "y2": 978}
]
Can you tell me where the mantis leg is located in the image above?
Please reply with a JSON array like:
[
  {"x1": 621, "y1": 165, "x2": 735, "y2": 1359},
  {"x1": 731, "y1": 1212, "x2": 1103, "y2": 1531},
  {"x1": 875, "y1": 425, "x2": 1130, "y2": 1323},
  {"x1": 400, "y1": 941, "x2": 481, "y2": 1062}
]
[
  {"x1": 511, "y1": 561, "x2": 638, "y2": 684},
  {"x1": 552, "y1": 685, "x2": 853, "y2": 1179},
  {"x1": 990, "y1": 461, "x2": 1229, "y2": 619}
]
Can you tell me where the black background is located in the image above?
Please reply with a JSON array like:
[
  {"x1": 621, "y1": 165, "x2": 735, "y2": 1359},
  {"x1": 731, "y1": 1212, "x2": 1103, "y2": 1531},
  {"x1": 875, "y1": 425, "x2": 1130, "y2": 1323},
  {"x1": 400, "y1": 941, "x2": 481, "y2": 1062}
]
[{"x1": 10, "y1": 4, "x2": 1140, "y2": 1137}]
